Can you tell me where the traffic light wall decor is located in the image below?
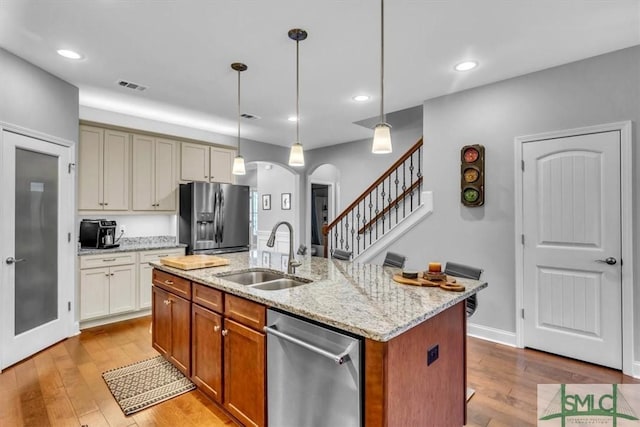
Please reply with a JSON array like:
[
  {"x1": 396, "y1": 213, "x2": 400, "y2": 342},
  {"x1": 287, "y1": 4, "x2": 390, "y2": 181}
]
[{"x1": 460, "y1": 144, "x2": 485, "y2": 206}]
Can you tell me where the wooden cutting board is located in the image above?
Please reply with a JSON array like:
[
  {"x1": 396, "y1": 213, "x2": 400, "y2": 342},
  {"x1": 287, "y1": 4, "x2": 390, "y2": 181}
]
[
  {"x1": 159, "y1": 255, "x2": 230, "y2": 270},
  {"x1": 392, "y1": 274, "x2": 464, "y2": 291}
]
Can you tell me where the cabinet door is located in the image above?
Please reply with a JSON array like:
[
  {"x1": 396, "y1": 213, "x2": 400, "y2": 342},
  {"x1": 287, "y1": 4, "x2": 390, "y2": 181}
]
[
  {"x1": 132, "y1": 134, "x2": 155, "y2": 211},
  {"x1": 109, "y1": 264, "x2": 136, "y2": 314},
  {"x1": 169, "y1": 294, "x2": 191, "y2": 376},
  {"x1": 154, "y1": 138, "x2": 177, "y2": 211},
  {"x1": 152, "y1": 286, "x2": 172, "y2": 358},
  {"x1": 223, "y1": 318, "x2": 265, "y2": 427},
  {"x1": 79, "y1": 267, "x2": 110, "y2": 320},
  {"x1": 192, "y1": 304, "x2": 223, "y2": 403},
  {"x1": 209, "y1": 147, "x2": 234, "y2": 184},
  {"x1": 78, "y1": 126, "x2": 104, "y2": 210},
  {"x1": 138, "y1": 262, "x2": 153, "y2": 309},
  {"x1": 103, "y1": 129, "x2": 130, "y2": 210},
  {"x1": 181, "y1": 142, "x2": 209, "y2": 182}
]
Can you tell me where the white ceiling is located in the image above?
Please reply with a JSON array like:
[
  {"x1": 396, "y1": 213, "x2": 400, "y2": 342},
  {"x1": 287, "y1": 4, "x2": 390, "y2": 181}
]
[{"x1": 1, "y1": 1, "x2": 638, "y2": 149}]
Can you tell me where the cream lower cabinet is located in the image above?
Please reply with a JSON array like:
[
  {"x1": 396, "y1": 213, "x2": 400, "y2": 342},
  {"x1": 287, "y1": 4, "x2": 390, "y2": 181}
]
[
  {"x1": 132, "y1": 134, "x2": 178, "y2": 211},
  {"x1": 138, "y1": 248, "x2": 185, "y2": 310},
  {"x1": 78, "y1": 125, "x2": 130, "y2": 211},
  {"x1": 79, "y1": 252, "x2": 136, "y2": 321},
  {"x1": 180, "y1": 142, "x2": 235, "y2": 184}
]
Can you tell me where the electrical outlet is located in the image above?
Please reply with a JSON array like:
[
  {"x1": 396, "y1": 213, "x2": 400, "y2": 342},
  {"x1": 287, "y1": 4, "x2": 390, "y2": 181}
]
[
  {"x1": 119, "y1": 224, "x2": 126, "y2": 235},
  {"x1": 427, "y1": 344, "x2": 439, "y2": 366}
]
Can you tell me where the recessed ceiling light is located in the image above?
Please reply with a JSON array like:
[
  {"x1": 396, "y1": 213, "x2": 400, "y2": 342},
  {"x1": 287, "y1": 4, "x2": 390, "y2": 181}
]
[
  {"x1": 288, "y1": 115, "x2": 298, "y2": 122},
  {"x1": 352, "y1": 95, "x2": 370, "y2": 102},
  {"x1": 454, "y1": 61, "x2": 478, "y2": 72},
  {"x1": 57, "y1": 49, "x2": 84, "y2": 60}
]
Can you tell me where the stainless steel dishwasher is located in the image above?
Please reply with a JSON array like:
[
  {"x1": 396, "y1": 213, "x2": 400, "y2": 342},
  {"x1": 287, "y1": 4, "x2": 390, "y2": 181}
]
[{"x1": 265, "y1": 309, "x2": 362, "y2": 427}]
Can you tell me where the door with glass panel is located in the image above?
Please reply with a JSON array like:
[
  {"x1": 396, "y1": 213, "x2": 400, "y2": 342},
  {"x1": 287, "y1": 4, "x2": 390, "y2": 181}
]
[{"x1": 1, "y1": 130, "x2": 74, "y2": 370}]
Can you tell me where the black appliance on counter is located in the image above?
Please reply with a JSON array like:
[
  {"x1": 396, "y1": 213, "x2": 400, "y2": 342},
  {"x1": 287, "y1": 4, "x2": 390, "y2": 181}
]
[
  {"x1": 179, "y1": 182, "x2": 250, "y2": 254},
  {"x1": 79, "y1": 219, "x2": 119, "y2": 249}
]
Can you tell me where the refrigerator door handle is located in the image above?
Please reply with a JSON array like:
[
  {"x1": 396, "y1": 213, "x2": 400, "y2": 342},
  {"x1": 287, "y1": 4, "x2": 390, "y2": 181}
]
[
  {"x1": 218, "y1": 189, "x2": 224, "y2": 242},
  {"x1": 213, "y1": 190, "x2": 219, "y2": 243}
]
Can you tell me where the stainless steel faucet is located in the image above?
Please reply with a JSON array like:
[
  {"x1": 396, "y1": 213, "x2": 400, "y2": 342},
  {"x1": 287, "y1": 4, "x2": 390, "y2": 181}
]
[{"x1": 267, "y1": 221, "x2": 301, "y2": 274}]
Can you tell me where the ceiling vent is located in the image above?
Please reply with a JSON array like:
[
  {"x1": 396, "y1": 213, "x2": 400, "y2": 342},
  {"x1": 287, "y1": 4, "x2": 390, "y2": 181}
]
[
  {"x1": 241, "y1": 113, "x2": 260, "y2": 120},
  {"x1": 116, "y1": 79, "x2": 148, "y2": 92}
]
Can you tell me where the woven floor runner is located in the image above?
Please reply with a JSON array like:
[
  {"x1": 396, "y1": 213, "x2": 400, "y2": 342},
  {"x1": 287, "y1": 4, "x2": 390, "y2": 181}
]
[{"x1": 102, "y1": 355, "x2": 195, "y2": 415}]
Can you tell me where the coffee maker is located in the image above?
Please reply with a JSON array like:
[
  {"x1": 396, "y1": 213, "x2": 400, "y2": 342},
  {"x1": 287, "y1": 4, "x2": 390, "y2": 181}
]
[{"x1": 79, "y1": 219, "x2": 119, "y2": 249}]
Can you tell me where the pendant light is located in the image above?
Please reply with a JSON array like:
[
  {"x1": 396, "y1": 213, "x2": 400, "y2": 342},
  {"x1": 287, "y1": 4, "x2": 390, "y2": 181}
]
[
  {"x1": 231, "y1": 62, "x2": 247, "y2": 175},
  {"x1": 372, "y1": 0, "x2": 392, "y2": 154},
  {"x1": 288, "y1": 28, "x2": 307, "y2": 167}
]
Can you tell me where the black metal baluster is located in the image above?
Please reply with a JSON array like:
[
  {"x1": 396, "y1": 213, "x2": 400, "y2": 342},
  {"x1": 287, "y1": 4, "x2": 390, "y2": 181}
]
[
  {"x1": 356, "y1": 201, "x2": 361, "y2": 254},
  {"x1": 402, "y1": 160, "x2": 406, "y2": 218},
  {"x1": 417, "y1": 146, "x2": 422, "y2": 206},
  {"x1": 375, "y1": 185, "x2": 379, "y2": 240},
  {"x1": 395, "y1": 168, "x2": 399, "y2": 224},
  {"x1": 380, "y1": 182, "x2": 385, "y2": 236},
  {"x1": 351, "y1": 209, "x2": 355, "y2": 257},
  {"x1": 388, "y1": 175, "x2": 392, "y2": 229},
  {"x1": 369, "y1": 193, "x2": 373, "y2": 245},
  {"x1": 410, "y1": 151, "x2": 414, "y2": 212}
]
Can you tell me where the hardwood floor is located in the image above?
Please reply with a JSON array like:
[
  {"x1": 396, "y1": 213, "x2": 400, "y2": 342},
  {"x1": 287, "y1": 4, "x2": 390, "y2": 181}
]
[{"x1": 0, "y1": 316, "x2": 637, "y2": 426}]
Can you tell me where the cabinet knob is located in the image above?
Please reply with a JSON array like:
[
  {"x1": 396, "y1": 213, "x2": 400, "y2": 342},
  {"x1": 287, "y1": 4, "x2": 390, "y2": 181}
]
[
  {"x1": 214, "y1": 325, "x2": 221, "y2": 332},
  {"x1": 163, "y1": 299, "x2": 171, "y2": 305},
  {"x1": 104, "y1": 202, "x2": 109, "y2": 206},
  {"x1": 111, "y1": 273, "x2": 114, "y2": 276},
  {"x1": 164, "y1": 280, "x2": 174, "y2": 285},
  {"x1": 105, "y1": 273, "x2": 110, "y2": 277},
  {"x1": 221, "y1": 329, "x2": 228, "y2": 337}
]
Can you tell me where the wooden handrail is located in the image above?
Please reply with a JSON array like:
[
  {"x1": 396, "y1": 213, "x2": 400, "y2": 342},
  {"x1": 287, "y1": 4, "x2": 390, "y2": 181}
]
[
  {"x1": 325, "y1": 138, "x2": 423, "y2": 231},
  {"x1": 357, "y1": 177, "x2": 423, "y2": 234}
]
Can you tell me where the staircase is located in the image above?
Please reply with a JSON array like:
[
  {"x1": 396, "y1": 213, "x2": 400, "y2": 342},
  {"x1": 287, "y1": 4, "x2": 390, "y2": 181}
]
[{"x1": 322, "y1": 138, "x2": 424, "y2": 259}]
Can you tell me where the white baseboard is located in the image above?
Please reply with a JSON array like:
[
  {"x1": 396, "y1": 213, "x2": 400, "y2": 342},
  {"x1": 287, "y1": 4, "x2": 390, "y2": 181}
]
[
  {"x1": 355, "y1": 191, "x2": 434, "y2": 263},
  {"x1": 467, "y1": 322, "x2": 517, "y2": 347},
  {"x1": 79, "y1": 309, "x2": 151, "y2": 330},
  {"x1": 633, "y1": 361, "x2": 640, "y2": 379}
]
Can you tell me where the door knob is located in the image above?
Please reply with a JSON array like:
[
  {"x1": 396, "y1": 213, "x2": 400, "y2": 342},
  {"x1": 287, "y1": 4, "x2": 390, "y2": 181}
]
[
  {"x1": 5, "y1": 257, "x2": 25, "y2": 265},
  {"x1": 595, "y1": 257, "x2": 617, "y2": 265}
]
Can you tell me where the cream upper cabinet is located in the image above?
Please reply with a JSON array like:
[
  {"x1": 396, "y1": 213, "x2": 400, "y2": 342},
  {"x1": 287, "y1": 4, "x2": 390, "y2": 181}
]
[
  {"x1": 181, "y1": 142, "x2": 235, "y2": 184},
  {"x1": 210, "y1": 147, "x2": 234, "y2": 184},
  {"x1": 181, "y1": 142, "x2": 210, "y2": 182},
  {"x1": 132, "y1": 134, "x2": 177, "y2": 211},
  {"x1": 78, "y1": 125, "x2": 130, "y2": 211}
]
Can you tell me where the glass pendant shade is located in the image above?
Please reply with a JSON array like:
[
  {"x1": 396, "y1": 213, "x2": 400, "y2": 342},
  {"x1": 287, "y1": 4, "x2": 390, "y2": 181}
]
[
  {"x1": 232, "y1": 155, "x2": 246, "y2": 175},
  {"x1": 288, "y1": 143, "x2": 305, "y2": 167},
  {"x1": 372, "y1": 123, "x2": 392, "y2": 154}
]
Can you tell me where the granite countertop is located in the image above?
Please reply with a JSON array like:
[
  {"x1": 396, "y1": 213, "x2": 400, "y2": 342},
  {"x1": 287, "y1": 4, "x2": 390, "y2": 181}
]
[
  {"x1": 78, "y1": 236, "x2": 186, "y2": 255},
  {"x1": 150, "y1": 251, "x2": 488, "y2": 342}
]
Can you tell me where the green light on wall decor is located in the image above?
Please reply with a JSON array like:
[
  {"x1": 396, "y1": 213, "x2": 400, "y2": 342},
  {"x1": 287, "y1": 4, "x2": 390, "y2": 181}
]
[{"x1": 461, "y1": 144, "x2": 485, "y2": 207}]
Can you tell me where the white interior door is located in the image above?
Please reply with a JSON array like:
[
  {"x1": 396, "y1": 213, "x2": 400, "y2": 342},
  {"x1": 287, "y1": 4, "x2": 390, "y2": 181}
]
[
  {"x1": 1, "y1": 130, "x2": 74, "y2": 370},
  {"x1": 522, "y1": 130, "x2": 621, "y2": 369}
]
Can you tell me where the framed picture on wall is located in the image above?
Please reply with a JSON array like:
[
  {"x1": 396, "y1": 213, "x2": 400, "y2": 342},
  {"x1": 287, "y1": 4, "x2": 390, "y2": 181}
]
[
  {"x1": 281, "y1": 193, "x2": 291, "y2": 210},
  {"x1": 262, "y1": 194, "x2": 271, "y2": 210}
]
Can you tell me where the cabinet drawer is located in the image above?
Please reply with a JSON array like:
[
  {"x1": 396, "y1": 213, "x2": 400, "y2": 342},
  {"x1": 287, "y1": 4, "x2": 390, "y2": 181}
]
[
  {"x1": 224, "y1": 294, "x2": 265, "y2": 331},
  {"x1": 139, "y1": 248, "x2": 185, "y2": 264},
  {"x1": 193, "y1": 283, "x2": 223, "y2": 313},
  {"x1": 153, "y1": 269, "x2": 191, "y2": 299},
  {"x1": 80, "y1": 252, "x2": 136, "y2": 269}
]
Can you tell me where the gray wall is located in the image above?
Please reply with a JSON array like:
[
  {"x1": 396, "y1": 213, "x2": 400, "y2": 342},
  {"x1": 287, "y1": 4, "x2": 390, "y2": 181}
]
[
  {"x1": 305, "y1": 106, "x2": 423, "y2": 208},
  {"x1": 0, "y1": 48, "x2": 79, "y2": 141},
  {"x1": 384, "y1": 46, "x2": 640, "y2": 355}
]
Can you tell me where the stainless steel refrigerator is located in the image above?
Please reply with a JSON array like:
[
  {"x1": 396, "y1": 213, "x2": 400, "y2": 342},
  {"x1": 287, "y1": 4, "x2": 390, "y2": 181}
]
[{"x1": 179, "y1": 182, "x2": 250, "y2": 254}]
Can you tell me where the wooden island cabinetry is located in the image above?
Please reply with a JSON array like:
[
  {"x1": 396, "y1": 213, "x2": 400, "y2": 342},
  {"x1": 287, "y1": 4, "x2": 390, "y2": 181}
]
[
  {"x1": 152, "y1": 270, "x2": 191, "y2": 376},
  {"x1": 153, "y1": 271, "x2": 266, "y2": 427}
]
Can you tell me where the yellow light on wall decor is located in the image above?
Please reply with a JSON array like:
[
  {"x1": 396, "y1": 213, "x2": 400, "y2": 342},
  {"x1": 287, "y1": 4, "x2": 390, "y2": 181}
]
[
  {"x1": 287, "y1": 28, "x2": 307, "y2": 167},
  {"x1": 231, "y1": 62, "x2": 247, "y2": 175}
]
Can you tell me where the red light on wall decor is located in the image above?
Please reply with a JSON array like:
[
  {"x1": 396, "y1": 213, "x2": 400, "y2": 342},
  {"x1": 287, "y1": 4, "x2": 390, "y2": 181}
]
[{"x1": 461, "y1": 144, "x2": 485, "y2": 207}]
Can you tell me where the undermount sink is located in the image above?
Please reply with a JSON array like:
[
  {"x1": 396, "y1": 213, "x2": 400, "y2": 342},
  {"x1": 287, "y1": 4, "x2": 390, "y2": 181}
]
[
  {"x1": 219, "y1": 269, "x2": 312, "y2": 291},
  {"x1": 219, "y1": 270, "x2": 286, "y2": 285}
]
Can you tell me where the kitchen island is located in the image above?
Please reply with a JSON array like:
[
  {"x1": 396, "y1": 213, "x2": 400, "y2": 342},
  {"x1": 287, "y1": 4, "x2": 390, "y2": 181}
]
[{"x1": 151, "y1": 251, "x2": 487, "y2": 427}]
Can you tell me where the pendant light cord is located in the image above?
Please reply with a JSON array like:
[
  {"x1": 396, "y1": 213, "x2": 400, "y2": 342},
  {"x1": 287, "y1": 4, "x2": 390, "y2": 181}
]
[
  {"x1": 380, "y1": 0, "x2": 385, "y2": 124},
  {"x1": 296, "y1": 38, "x2": 300, "y2": 144},
  {"x1": 237, "y1": 69, "x2": 241, "y2": 156}
]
